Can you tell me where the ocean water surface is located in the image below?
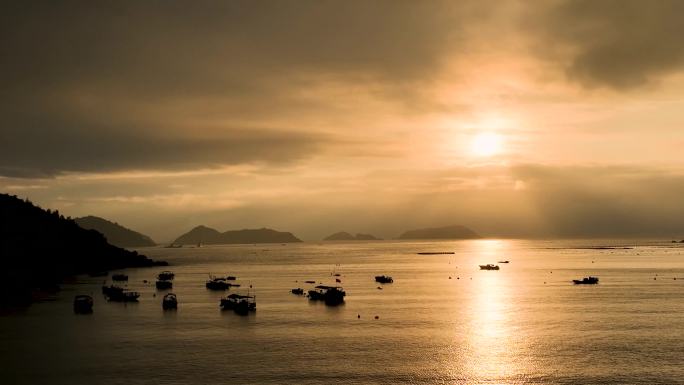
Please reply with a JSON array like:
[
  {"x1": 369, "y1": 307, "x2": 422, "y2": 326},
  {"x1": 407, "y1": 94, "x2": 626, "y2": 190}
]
[{"x1": 2, "y1": 239, "x2": 684, "y2": 384}]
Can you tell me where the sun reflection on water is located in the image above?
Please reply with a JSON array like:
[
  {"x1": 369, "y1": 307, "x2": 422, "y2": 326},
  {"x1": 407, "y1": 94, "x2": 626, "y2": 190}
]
[{"x1": 464, "y1": 240, "x2": 523, "y2": 384}]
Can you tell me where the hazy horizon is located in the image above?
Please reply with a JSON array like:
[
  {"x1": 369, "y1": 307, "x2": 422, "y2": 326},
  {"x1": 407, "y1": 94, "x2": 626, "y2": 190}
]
[{"x1": 3, "y1": 1, "x2": 684, "y2": 241}]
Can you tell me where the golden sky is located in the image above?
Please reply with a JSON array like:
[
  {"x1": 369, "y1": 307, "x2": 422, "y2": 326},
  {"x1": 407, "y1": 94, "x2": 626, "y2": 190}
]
[{"x1": 2, "y1": 0, "x2": 684, "y2": 241}]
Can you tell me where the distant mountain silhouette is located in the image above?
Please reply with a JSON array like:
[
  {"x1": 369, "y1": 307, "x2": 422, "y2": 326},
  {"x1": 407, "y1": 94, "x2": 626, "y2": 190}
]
[
  {"x1": 0, "y1": 193, "x2": 166, "y2": 306},
  {"x1": 324, "y1": 231, "x2": 381, "y2": 241},
  {"x1": 398, "y1": 225, "x2": 481, "y2": 240},
  {"x1": 75, "y1": 215, "x2": 155, "y2": 248},
  {"x1": 174, "y1": 225, "x2": 302, "y2": 245}
]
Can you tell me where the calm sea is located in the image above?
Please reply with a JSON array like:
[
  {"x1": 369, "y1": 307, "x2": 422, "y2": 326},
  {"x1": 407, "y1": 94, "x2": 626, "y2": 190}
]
[{"x1": 2, "y1": 239, "x2": 684, "y2": 384}]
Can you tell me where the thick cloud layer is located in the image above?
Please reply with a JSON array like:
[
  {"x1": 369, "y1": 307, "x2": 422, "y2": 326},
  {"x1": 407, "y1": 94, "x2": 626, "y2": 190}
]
[
  {"x1": 2, "y1": 1, "x2": 684, "y2": 239},
  {"x1": 537, "y1": 0, "x2": 684, "y2": 89}
]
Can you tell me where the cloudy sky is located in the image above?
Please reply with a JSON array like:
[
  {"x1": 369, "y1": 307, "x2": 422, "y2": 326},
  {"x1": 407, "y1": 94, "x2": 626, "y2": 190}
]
[{"x1": 2, "y1": 0, "x2": 684, "y2": 241}]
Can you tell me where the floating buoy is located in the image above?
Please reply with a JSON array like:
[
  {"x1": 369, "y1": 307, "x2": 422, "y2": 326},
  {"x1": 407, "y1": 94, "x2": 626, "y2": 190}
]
[
  {"x1": 374, "y1": 315, "x2": 379, "y2": 320},
  {"x1": 358, "y1": 314, "x2": 360, "y2": 319},
  {"x1": 457, "y1": 277, "x2": 460, "y2": 279},
  {"x1": 449, "y1": 276, "x2": 452, "y2": 279}
]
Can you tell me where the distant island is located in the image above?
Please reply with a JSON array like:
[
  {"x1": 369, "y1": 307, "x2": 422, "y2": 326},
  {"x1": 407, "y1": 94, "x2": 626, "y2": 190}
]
[
  {"x1": 173, "y1": 225, "x2": 302, "y2": 245},
  {"x1": 398, "y1": 225, "x2": 481, "y2": 240},
  {"x1": 324, "y1": 231, "x2": 381, "y2": 241},
  {"x1": 0, "y1": 194, "x2": 166, "y2": 306},
  {"x1": 75, "y1": 215, "x2": 156, "y2": 248}
]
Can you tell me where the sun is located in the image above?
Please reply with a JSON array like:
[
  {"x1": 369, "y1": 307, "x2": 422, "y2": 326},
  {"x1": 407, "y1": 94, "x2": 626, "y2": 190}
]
[{"x1": 470, "y1": 132, "x2": 503, "y2": 157}]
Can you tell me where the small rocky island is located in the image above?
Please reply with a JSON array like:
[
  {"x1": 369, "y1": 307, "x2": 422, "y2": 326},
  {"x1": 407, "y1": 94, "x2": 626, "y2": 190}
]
[
  {"x1": 324, "y1": 231, "x2": 381, "y2": 241},
  {"x1": 0, "y1": 193, "x2": 166, "y2": 306},
  {"x1": 75, "y1": 215, "x2": 156, "y2": 248},
  {"x1": 398, "y1": 225, "x2": 481, "y2": 240},
  {"x1": 173, "y1": 225, "x2": 302, "y2": 245}
]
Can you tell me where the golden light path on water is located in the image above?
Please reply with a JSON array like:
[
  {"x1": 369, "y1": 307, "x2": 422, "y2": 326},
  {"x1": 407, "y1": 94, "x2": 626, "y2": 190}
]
[{"x1": 446, "y1": 239, "x2": 536, "y2": 384}]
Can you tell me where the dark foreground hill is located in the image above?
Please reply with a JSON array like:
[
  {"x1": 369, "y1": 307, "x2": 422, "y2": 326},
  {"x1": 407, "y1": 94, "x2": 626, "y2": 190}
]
[
  {"x1": 0, "y1": 194, "x2": 166, "y2": 306},
  {"x1": 324, "y1": 231, "x2": 381, "y2": 241},
  {"x1": 75, "y1": 216, "x2": 156, "y2": 248},
  {"x1": 398, "y1": 225, "x2": 481, "y2": 240},
  {"x1": 174, "y1": 225, "x2": 302, "y2": 245}
]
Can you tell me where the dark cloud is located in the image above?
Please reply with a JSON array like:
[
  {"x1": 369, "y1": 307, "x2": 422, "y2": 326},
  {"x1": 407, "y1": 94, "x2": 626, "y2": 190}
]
[
  {"x1": 513, "y1": 164, "x2": 684, "y2": 237},
  {"x1": 536, "y1": 0, "x2": 684, "y2": 89},
  {"x1": 0, "y1": 121, "x2": 328, "y2": 178},
  {"x1": 0, "y1": 0, "x2": 480, "y2": 177}
]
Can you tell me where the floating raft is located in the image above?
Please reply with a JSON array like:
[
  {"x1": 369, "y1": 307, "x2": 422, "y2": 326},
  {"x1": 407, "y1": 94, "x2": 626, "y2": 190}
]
[{"x1": 416, "y1": 252, "x2": 455, "y2": 255}]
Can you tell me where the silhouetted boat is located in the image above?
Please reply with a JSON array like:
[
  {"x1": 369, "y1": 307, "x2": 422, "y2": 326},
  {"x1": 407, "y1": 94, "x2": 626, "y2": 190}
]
[
  {"x1": 102, "y1": 285, "x2": 124, "y2": 297},
  {"x1": 156, "y1": 280, "x2": 173, "y2": 290},
  {"x1": 291, "y1": 288, "x2": 304, "y2": 295},
  {"x1": 498, "y1": 260, "x2": 510, "y2": 264},
  {"x1": 157, "y1": 271, "x2": 175, "y2": 280},
  {"x1": 304, "y1": 280, "x2": 316, "y2": 284},
  {"x1": 573, "y1": 276, "x2": 599, "y2": 285},
  {"x1": 111, "y1": 273, "x2": 128, "y2": 281},
  {"x1": 479, "y1": 264, "x2": 500, "y2": 270},
  {"x1": 162, "y1": 293, "x2": 178, "y2": 309},
  {"x1": 164, "y1": 244, "x2": 182, "y2": 248},
  {"x1": 308, "y1": 285, "x2": 346, "y2": 305},
  {"x1": 206, "y1": 276, "x2": 231, "y2": 290},
  {"x1": 220, "y1": 293, "x2": 256, "y2": 315},
  {"x1": 102, "y1": 285, "x2": 140, "y2": 302},
  {"x1": 226, "y1": 276, "x2": 237, "y2": 280},
  {"x1": 73, "y1": 295, "x2": 93, "y2": 313},
  {"x1": 375, "y1": 275, "x2": 394, "y2": 283}
]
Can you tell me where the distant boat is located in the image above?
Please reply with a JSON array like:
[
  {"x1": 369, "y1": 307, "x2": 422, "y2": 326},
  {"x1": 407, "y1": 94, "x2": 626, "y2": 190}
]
[
  {"x1": 164, "y1": 244, "x2": 183, "y2": 248},
  {"x1": 111, "y1": 273, "x2": 128, "y2": 281},
  {"x1": 157, "y1": 271, "x2": 175, "y2": 280},
  {"x1": 291, "y1": 288, "x2": 304, "y2": 295},
  {"x1": 498, "y1": 260, "x2": 510, "y2": 264},
  {"x1": 304, "y1": 280, "x2": 316, "y2": 284},
  {"x1": 375, "y1": 275, "x2": 394, "y2": 283},
  {"x1": 206, "y1": 276, "x2": 231, "y2": 290},
  {"x1": 308, "y1": 285, "x2": 346, "y2": 306},
  {"x1": 102, "y1": 285, "x2": 140, "y2": 302},
  {"x1": 162, "y1": 293, "x2": 178, "y2": 310},
  {"x1": 220, "y1": 293, "x2": 256, "y2": 315},
  {"x1": 479, "y1": 264, "x2": 500, "y2": 270},
  {"x1": 73, "y1": 295, "x2": 93, "y2": 314},
  {"x1": 156, "y1": 280, "x2": 173, "y2": 290},
  {"x1": 573, "y1": 276, "x2": 599, "y2": 285}
]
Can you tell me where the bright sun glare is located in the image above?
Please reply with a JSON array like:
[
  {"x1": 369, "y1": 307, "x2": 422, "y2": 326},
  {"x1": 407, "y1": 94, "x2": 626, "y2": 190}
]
[{"x1": 471, "y1": 132, "x2": 503, "y2": 157}]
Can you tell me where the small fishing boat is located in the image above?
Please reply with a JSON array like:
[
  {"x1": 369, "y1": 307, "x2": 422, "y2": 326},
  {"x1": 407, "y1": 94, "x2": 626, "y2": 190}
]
[
  {"x1": 111, "y1": 273, "x2": 128, "y2": 281},
  {"x1": 157, "y1": 271, "x2": 175, "y2": 280},
  {"x1": 304, "y1": 280, "x2": 316, "y2": 284},
  {"x1": 573, "y1": 276, "x2": 599, "y2": 285},
  {"x1": 73, "y1": 295, "x2": 94, "y2": 313},
  {"x1": 156, "y1": 280, "x2": 173, "y2": 290},
  {"x1": 220, "y1": 293, "x2": 256, "y2": 315},
  {"x1": 291, "y1": 288, "x2": 304, "y2": 295},
  {"x1": 375, "y1": 275, "x2": 394, "y2": 283},
  {"x1": 479, "y1": 264, "x2": 500, "y2": 270},
  {"x1": 206, "y1": 276, "x2": 231, "y2": 290},
  {"x1": 162, "y1": 293, "x2": 178, "y2": 309},
  {"x1": 102, "y1": 285, "x2": 124, "y2": 297},
  {"x1": 102, "y1": 286, "x2": 140, "y2": 302},
  {"x1": 308, "y1": 285, "x2": 346, "y2": 306},
  {"x1": 498, "y1": 260, "x2": 510, "y2": 264}
]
